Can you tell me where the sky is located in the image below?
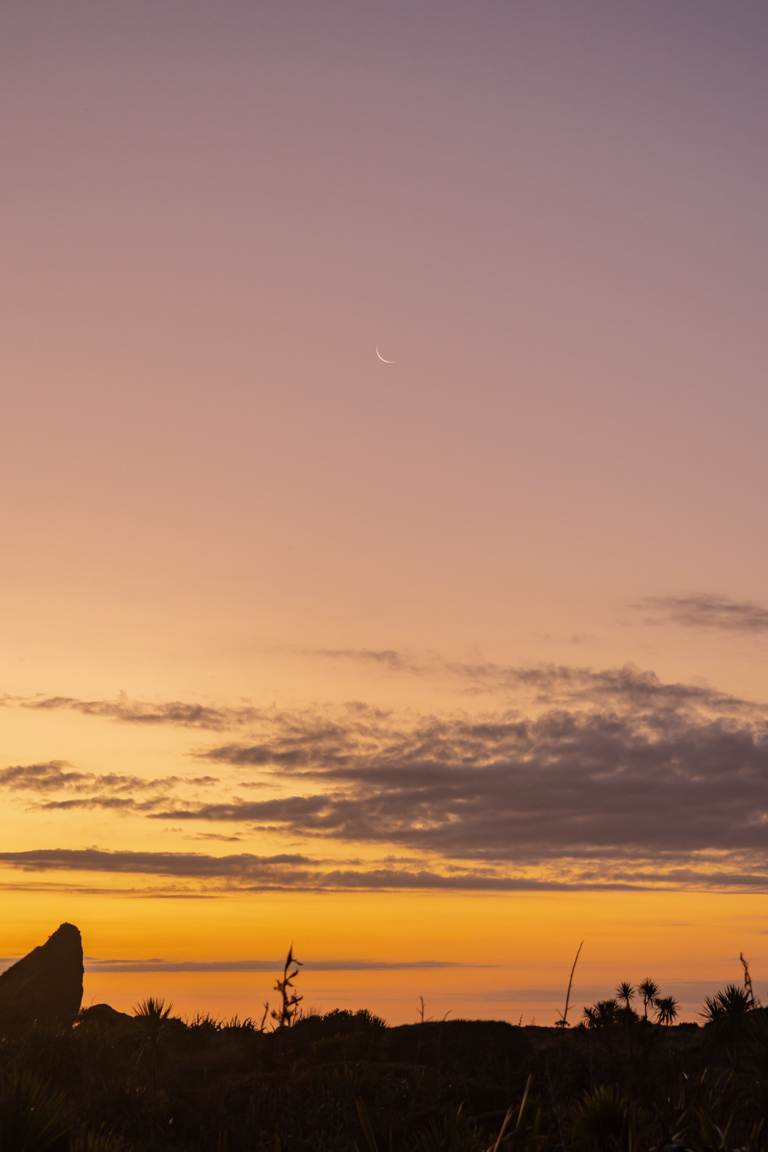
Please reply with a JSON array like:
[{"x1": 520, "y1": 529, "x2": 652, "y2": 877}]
[{"x1": 1, "y1": 0, "x2": 767, "y2": 1024}]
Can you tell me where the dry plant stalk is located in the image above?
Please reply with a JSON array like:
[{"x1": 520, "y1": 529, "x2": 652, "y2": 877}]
[
  {"x1": 555, "y1": 940, "x2": 584, "y2": 1028},
  {"x1": 271, "y1": 944, "x2": 303, "y2": 1029},
  {"x1": 739, "y1": 951, "x2": 757, "y2": 1006}
]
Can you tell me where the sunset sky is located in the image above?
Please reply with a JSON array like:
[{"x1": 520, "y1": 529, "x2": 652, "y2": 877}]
[{"x1": 2, "y1": 0, "x2": 767, "y2": 1024}]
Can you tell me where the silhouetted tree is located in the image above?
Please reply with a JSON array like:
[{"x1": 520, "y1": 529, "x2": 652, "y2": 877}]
[
  {"x1": 584, "y1": 999, "x2": 619, "y2": 1028},
  {"x1": 615, "y1": 982, "x2": 635, "y2": 1012},
  {"x1": 654, "y1": 995, "x2": 679, "y2": 1026},
  {"x1": 639, "y1": 978, "x2": 659, "y2": 1020},
  {"x1": 702, "y1": 984, "x2": 753, "y2": 1023}
]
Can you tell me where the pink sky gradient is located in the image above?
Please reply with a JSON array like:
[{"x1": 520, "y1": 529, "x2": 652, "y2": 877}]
[{"x1": 1, "y1": 1, "x2": 767, "y2": 1022}]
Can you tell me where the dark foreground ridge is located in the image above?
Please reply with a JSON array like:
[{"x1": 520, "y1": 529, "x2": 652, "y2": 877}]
[{"x1": 1, "y1": 925, "x2": 766, "y2": 1151}]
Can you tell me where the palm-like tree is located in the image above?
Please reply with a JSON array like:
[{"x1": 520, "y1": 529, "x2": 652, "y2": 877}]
[
  {"x1": 134, "y1": 997, "x2": 174, "y2": 1089},
  {"x1": 702, "y1": 984, "x2": 753, "y2": 1022},
  {"x1": 639, "y1": 978, "x2": 659, "y2": 1020},
  {"x1": 654, "y1": 995, "x2": 679, "y2": 1026},
  {"x1": 134, "y1": 996, "x2": 174, "y2": 1023},
  {"x1": 583, "y1": 999, "x2": 618, "y2": 1029},
  {"x1": 615, "y1": 982, "x2": 635, "y2": 1012}
]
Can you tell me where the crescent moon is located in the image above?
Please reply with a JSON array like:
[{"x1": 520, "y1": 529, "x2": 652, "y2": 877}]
[{"x1": 376, "y1": 346, "x2": 395, "y2": 364}]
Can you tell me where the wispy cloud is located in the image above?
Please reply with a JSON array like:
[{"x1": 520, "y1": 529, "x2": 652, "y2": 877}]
[
  {"x1": 0, "y1": 849, "x2": 311, "y2": 878},
  {"x1": 0, "y1": 845, "x2": 766, "y2": 894},
  {"x1": 635, "y1": 593, "x2": 768, "y2": 633},
  {"x1": 444, "y1": 661, "x2": 758, "y2": 711},
  {"x1": 311, "y1": 652, "x2": 760, "y2": 713},
  {"x1": 0, "y1": 879, "x2": 218, "y2": 899},
  {"x1": 4, "y1": 662, "x2": 768, "y2": 893},
  {"x1": 0, "y1": 761, "x2": 89, "y2": 791},
  {"x1": 0, "y1": 760, "x2": 219, "y2": 814},
  {"x1": 82, "y1": 957, "x2": 479, "y2": 973},
  {"x1": 184, "y1": 832, "x2": 246, "y2": 843},
  {"x1": 4, "y1": 661, "x2": 760, "y2": 737},
  {"x1": 16, "y1": 695, "x2": 263, "y2": 730},
  {"x1": 311, "y1": 648, "x2": 417, "y2": 672},
  {"x1": 174, "y1": 704, "x2": 768, "y2": 869}
]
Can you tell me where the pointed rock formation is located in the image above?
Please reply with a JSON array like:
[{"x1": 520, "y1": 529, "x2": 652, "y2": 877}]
[{"x1": 0, "y1": 922, "x2": 84, "y2": 1033}]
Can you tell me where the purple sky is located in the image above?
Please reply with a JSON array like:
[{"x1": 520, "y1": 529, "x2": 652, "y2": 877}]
[{"x1": 3, "y1": 2, "x2": 766, "y2": 666}]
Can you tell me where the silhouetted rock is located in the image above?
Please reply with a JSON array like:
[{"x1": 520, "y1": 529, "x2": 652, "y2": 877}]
[
  {"x1": 79, "y1": 1002, "x2": 135, "y2": 1029},
  {"x1": 0, "y1": 922, "x2": 83, "y2": 1033}
]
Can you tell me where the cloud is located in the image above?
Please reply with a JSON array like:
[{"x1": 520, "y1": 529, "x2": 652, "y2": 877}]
[
  {"x1": 1, "y1": 840, "x2": 766, "y2": 894},
  {"x1": 0, "y1": 760, "x2": 219, "y2": 814},
  {"x1": 0, "y1": 849, "x2": 313, "y2": 880},
  {"x1": 17, "y1": 695, "x2": 263, "y2": 730},
  {"x1": 39, "y1": 797, "x2": 158, "y2": 812},
  {"x1": 36, "y1": 780, "x2": 219, "y2": 814},
  {"x1": 5, "y1": 661, "x2": 760, "y2": 741},
  {"x1": 5, "y1": 662, "x2": 768, "y2": 893},
  {"x1": 0, "y1": 761, "x2": 90, "y2": 791},
  {"x1": 82, "y1": 957, "x2": 478, "y2": 973},
  {"x1": 445, "y1": 661, "x2": 757, "y2": 713},
  {"x1": 311, "y1": 648, "x2": 417, "y2": 672},
  {"x1": 162, "y1": 698, "x2": 768, "y2": 886},
  {"x1": 184, "y1": 832, "x2": 246, "y2": 843},
  {"x1": 0, "y1": 846, "x2": 675, "y2": 892},
  {"x1": 636, "y1": 594, "x2": 768, "y2": 633},
  {"x1": 0, "y1": 945, "x2": 487, "y2": 974},
  {"x1": 310, "y1": 651, "x2": 760, "y2": 713},
  {"x1": 0, "y1": 879, "x2": 218, "y2": 899}
]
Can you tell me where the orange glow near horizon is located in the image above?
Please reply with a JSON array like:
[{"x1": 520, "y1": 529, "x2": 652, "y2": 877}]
[{"x1": 3, "y1": 888, "x2": 766, "y2": 1025}]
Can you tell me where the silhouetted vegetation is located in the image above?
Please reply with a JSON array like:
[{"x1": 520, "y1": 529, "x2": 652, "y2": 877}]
[
  {"x1": 582, "y1": 976, "x2": 681, "y2": 1030},
  {"x1": 270, "y1": 945, "x2": 303, "y2": 1030},
  {"x1": 0, "y1": 951, "x2": 766, "y2": 1150}
]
